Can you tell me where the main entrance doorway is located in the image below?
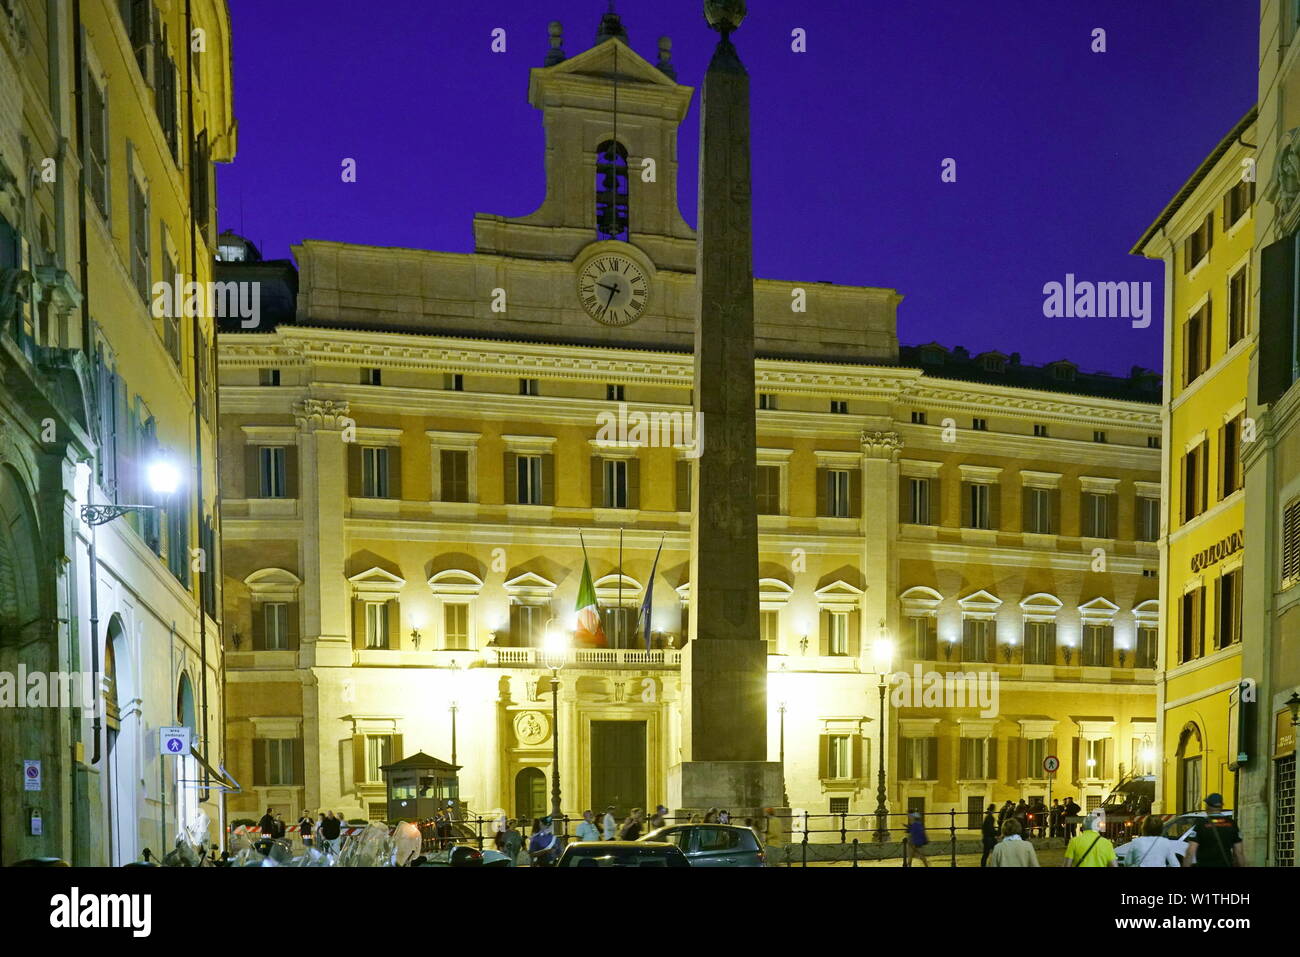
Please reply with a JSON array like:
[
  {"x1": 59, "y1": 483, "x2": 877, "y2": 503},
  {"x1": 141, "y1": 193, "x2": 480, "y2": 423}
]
[
  {"x1": 590, "y1": 721, "x2": 647, "y2": 819},
  {"x1": 514, "y1": 767, "x2": 547, "y2": 823}
]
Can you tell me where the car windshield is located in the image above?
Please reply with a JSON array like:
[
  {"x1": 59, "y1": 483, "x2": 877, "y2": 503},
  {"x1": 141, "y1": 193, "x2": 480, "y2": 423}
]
[
  {"x1": 564, "y1": 849, "x2": 684, "y2": 868},
  {"x1": 695, "y1": 828, "x2": 751, "y2": 852}
]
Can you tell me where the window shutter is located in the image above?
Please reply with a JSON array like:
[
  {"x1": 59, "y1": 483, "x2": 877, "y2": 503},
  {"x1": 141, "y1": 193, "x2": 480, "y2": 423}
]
[
  {"x1": 1072, "y1": 737, "x2": 1081, "y2": 781},
  {"x1": 1007, "y1": 738, "x2": 1020, "y2": 783},
  {"x1": 541, "y1": 453, "x2": 555, "y2": 505},
  {"x1": 849, "y1": 469, "x2": 862, "y2": 518},
  {"x1": 899, "y1": 476, "x2": 911, "y2": 523},
  {"x1": 386, "y1": 600, "x2": 400, "y2": 648},
  {"x1": 1259, "y1": 235, "x2": 1296, "y2": 405},
  {"x1": 352, "y1": 598, "x2": 364, "y2": 649},
  {"x1": 628, "y1": 457, "x2": 640, "y2": 509},
  {"x1": 251, "y1": 602, "x2": 266, "y2": 650},
  {"x1": 818, "y1": 609, "x2": 830, "y2": 656},
  {"x1": 988, "y1": 737, "x2": 998, "y2": 779},
  {"x1": 283, "y1": 445, "x2": 299, "y2": 498},
  {"x1": 929, "y1": 476, "x2": 940, "y2": 525},
  {"x1": 504, "y1": 451, "x2": 517, "y2": 504},
  {"x1": 252, "y1": 739, "x2": 267, "y2": 787},
  {"x1": 347, "y1": 444, "x2": 362, "y2": 497},
  {"x1": 900, "y1": 739, "x2": 914, "y2": 779},
  {"x1": 676, "y1": 460, "x2": 690, "y2": 513},
  {"x1": 1046, "y1": 623, "x2": 1057, "y2": 664},
  {"x1": 293, "y1": 737, "x2": 305, "y2": 787},
  {"x1": 818, "y1": 734, "x2": 829, "y2": 779},
  {"x1": 1047, "y1": 737, "x2": 1058, "y2": 773},
  {"x1": 1021, "y1": 485, "x2": 1034, "y2": 533},
  {"x1": 847, "y1": 609, "x2": 861, "y2": 658},
  {"x1": 1204, "y1": 211, "x2": 1213, "y2": 252},
  {"x1": 509, "y1": 603, "x2": 521, "y2": 646},
  {"x1": 989, "y1": 483, "x2": 1001, "y2": 530},
  {"x1": 286, "y1": 601, "x2": 300, "y2": 650},
  {"x1": 1102, "y1": 738, "x2": 1113, "y2": 779},
  {"x1": 927, "y1": 737, "x2": 940, "y2": 781},
  {"x1": 960, "y1": 483, "x2": 972, "y2": 528},
  {"x1": 815, "y1": 468, "x2": 828, "y2": 516},
  {"x1": 591, "y1": 456, "x2": 604, "y2": 507},
  {"x1": 852, "y1": 734, "x2": 864, "y2": 780},
  {"x1": 391, "y1": 733, "x2": 404, "y2": 763},
  {"x1": 386, "y1": 446, "x2": 402, "y2": 499},
  {"x1": 1103, "y1": 625, "x2": 1114, "y2": 665},
  {"x1": 352, "y1": 736, "x2": 366, "y2": 789}
]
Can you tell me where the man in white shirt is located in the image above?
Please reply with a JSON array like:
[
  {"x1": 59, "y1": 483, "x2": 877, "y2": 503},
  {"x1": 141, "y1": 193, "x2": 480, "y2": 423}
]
[
  {"x1": 601, "y1": 806, "x2": 617, "y2": 841},
  {"x1": 576, "y1": 809, "x2": 601, "y2": 842}
]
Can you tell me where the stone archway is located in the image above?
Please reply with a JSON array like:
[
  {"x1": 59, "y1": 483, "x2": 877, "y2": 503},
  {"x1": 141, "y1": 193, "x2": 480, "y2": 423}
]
[{"x1": 1176, "y1": 722, "x2": 1204, "y2": 814}]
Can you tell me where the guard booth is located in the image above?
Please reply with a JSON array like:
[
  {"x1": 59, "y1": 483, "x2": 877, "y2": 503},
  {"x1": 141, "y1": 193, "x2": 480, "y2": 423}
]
[{"x1": 380, "y1": 752, "x2": 461, "y2": 822}]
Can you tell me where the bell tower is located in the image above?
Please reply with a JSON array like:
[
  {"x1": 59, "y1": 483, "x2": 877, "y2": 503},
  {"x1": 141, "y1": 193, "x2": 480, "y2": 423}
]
[{"x1": 472, "y1": 9, "x2": 697, "y2": 272}]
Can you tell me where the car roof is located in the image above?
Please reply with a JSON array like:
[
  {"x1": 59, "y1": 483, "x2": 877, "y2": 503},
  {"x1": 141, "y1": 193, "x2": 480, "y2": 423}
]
[{"x1": 566, "y1": 841, "x2": 674, "y2": 849}]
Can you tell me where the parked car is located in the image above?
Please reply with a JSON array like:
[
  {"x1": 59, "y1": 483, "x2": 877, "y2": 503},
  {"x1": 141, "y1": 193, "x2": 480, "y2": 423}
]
[
  {"x1": 639, "y1": 824, "x2": 766, "y2": 867},
  {"x1": 555, "y1": 841, "x2": 690, "y2": 868},
  {"x1": 414, "y1": 844, "x2": 485, "y2": 867}
]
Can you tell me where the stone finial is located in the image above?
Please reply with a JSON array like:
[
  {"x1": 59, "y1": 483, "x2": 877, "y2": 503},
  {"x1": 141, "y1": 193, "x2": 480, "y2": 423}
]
[
  {"x1": 703, "y1": 0, "x2": 746, "y2": 34},
  {"x1": 595, "y1": 3, "x2": 628, "y2": 45},
  {"x1": 656, "y1": 35, "x2": 677, "y2": 79},
  {"x1": 544, "y1": 21, "x2": 566, "y2": 66}
]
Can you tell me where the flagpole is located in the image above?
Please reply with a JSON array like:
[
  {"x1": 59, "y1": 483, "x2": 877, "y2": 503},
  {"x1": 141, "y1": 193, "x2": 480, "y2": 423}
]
[{"x1": 618, "y1": 527, "x2": 624, "y2": 648}]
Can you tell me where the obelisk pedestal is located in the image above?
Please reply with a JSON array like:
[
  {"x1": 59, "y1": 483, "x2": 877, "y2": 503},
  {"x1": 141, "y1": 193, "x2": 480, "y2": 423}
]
[{"x1": 669, "y1": 1, "x2": 783, "y2": 818}]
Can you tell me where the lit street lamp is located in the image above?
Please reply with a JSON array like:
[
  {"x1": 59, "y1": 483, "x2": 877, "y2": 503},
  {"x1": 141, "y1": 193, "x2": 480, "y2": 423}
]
[
  {"x1": 543, "y1": 622, "x2": 568, "y2": 831},
  {"x1": 871, "y1": 628, "x2": 895, "y2": 843}
]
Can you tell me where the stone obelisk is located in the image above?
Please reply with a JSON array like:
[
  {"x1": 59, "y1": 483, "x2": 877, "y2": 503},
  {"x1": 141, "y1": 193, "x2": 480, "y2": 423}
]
[{"x1": 670, "y1": 0, "x2": 782, "y2": 816}]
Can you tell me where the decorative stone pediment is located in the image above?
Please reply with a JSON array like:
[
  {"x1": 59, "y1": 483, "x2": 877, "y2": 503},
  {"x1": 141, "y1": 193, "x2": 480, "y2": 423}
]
[
  {"x1": 504, "y1": 571, "x2": 557, "y2": 603},
  {"x1": 814, "y1": 580, "x2": 864, "y2": 610},
  {"x1": 594, "y1": 574, "x2": 642, "y2": 605},
  {"x1": 348, "y1": 566, "x2": 405, "y2": 601},
  {"x1": 1019, "y1": 592, "x2": 1063, "y2": 622},
  {"x1": 244, "y1": 567, "x2": 302, "y2": 603},
  {"x1": 759, "y1": 578, "x2": 794, "y2": 609},
  {"x1": 958, "y1": 589, "x2": 1002, "y2": 619},
  {"x1": 1133, "y1": 599, "x2": 1159, "y2": 626},
  {"x1": 427, "y1": 569, "x2": 485, "y2": 597},
  {"x1": 900, "y1": 586, "x2": 943, "y2": 616},
  {"x1": 1078, "y1": 596, "x2": 1120, "y2": 625}
]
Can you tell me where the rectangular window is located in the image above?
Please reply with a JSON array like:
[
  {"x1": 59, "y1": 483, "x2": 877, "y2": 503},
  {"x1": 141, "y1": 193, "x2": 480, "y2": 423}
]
[
  {"x1": 965, "y1": 483, "x2": 992, "y2": 530},
  {"x1": 1033, "y1": 423, "x2": 1049, "y2": 437},
  {"x1": 906, "y1": 477, "x2": 932, "y2": 525},
  {"x1": 606, "y1": 383, "x2": 625, "y2": 401},
  {"x1": 515, "y1": 604, "x2": 543, "y2": 647},
  {"x1": 1223, "y1": 178, "x2": 1254, "y2": 231},
  {"x1": 601, "y1": 458, "x2": 629, "y2": 508},
  {"x1": 1182, "y1": 443, "x2": 1208, "y2": 523},
  {"x1": 258, "y1": 446, "x2": 286, "y2": 498},
  {"x1": 827, "y1": 612, "x2": 849, "y2": 656},
  {"x1": 1093, "y1": 430, "x2": 1108, "y2": 444},
  {"x1": 193, "y1": 130, "x2": 210, "y2": 240},
  {"x1": 365, "y1": 602, "x2": 389, "y2": 649},
  {"x1": 520, "y1": 378, "x2": 539, "y2": 396},
  {"x1": 601, "y1": 606, "x2": 634, "y2": 649},
  {"x1": 760, "y1": 609, "x2": 779, "y2": 654},
  {"x1": 440, "y1": 449, "x2": 470, "y2": 503},
  {"x1": 362, "y1": 447, "x2": 389, "y2": 498},
  {"x1": 829, "y1": 797, "x2": 850, "y2": 815},
  {"x1": 1221, "y1": 414, "x2": 1243, "y2": 497},
  {"x1": 1135, "y1": 626, "x2": 1158, "y2": 669},
  {"x1": 1148, "y1": 435, "x2": 1162, "y2": 449},
  {"x1": 1027, "y1": 739, "x2": 1048, "y2": 776},
  {"x1": 1082, "y1": 492, "x2": 1112, "y2": 539},
  {"x1": 258, "y1": 368, "x2": 280, "y2": 386},
  {"x1": 959, "y1": 738, "x2": 994, "y2": 780},
  {"x1": 1024, "y1": 487, "x2": 1054, "y2": 534},
  {"x1": 1285, "y1": 499, "x2": 1300, "y2": 590},
  {"x1": 962, "y1": 618, "x2": 994, "y2": 663},
  {"x1": 1217, "y1": 568, "x2": 1242, "y2": 649},
  {"x1": 87, "y1": 75, "x2": 109, "y2": 216},
  {"x1": 830, "y1": 399, "x2": 848, "y2": 414},
  {"x1": 826, "y1": 735, "x2": 852, "y2": 779},
  {"x1": 263, "y1": 602, "x2": 288, "y2": 651},
  {"x1": 443, "y1": 602, "x2": 469, "y2": 650},
  {"x1": 911, "y1": 411, "x2": 927, "y2": 425},
  {"x1": 264, "y1": 739, "x2": 299, "y2": 787},
  {"x1": 129, "y1": 174, "x2": 149, "y2": 301},
  {"x1": 756, "y1": 465, "x2": 781, "y2": 515},
  {"x1": 365, "y1": 735, "x2": 392, "y2": 782},
  {"x1": 827, "y1": 469, "x2": 851, "y2": 518},
  {"x1": 517, "y1": 455, "x2": 543, "y2": 505},
  {"x1": 1081, "y1": 624, "x2": 1113, "y2": 667},
  {"x1": 1228, "y1": 266, "x2": 1248, "y2": 346},
  {"x1": 972, "y1": 417, "x2": 987, "y2": 431},
  {"x1": 758, "y1": 393, "x2": 777, "y2": 410},
  {"x1": 1137, "y1": 497, "x2": 1160, "y2": 542},
  {"x1": 1183, "y1": 212, "x2": 1213, "y2": 273},
  {"x1": 1180, "y1": 587, "x2": 1205, "y2": 662},
  {"x1": 909, "y1": 616, "x2": 936, "y2": 660},
  {"x1": 900, "y1": 737, "x2": 937, "y2": 781},
  {"x1": 445, "y1": 373, "x2": 464, "y2": 391},
  {"x1": 1023, "y1": 621, "x2": 1055, "y2": 665},
  {"x1": 165, "y1": 494, "x2": 189, "y2": 586},
  {"x1": 1184, "y1": 300, "x2": 1213, "y2": 384}
]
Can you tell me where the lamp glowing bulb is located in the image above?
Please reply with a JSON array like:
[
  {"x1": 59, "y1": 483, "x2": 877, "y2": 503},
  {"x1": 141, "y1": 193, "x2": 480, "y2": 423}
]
[{"x1": 146, "y1": 460, "x2": 181, "y2": 495}]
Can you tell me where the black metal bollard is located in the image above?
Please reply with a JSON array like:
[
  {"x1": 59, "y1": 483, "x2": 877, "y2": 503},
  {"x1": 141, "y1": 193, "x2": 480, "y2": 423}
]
[{"x1": 852, "y1": 837, "x2": 859, "y2": 868}]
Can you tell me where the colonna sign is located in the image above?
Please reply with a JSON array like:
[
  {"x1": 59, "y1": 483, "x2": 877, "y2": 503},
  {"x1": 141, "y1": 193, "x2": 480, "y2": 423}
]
[{"x1": 1190, "y1": 530, "x2": 1244, "y2": 573}]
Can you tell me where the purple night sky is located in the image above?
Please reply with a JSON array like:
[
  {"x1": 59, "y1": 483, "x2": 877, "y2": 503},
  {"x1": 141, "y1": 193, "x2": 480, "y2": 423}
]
[{"x1": 217, "y1": 0, "x2": 1256, "y2": 376}]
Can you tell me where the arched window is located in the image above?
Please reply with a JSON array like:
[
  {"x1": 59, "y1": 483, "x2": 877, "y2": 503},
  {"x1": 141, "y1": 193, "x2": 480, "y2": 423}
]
[
  {"x1": 595, "y1": 140, "x2": 629, "y2": 240},
  {"x1": 175, "y1": 672, "x2": 201, "y2": 841},
  {"x1": 1176, "y1": 722, "x2": 1203, "y2": 814}
]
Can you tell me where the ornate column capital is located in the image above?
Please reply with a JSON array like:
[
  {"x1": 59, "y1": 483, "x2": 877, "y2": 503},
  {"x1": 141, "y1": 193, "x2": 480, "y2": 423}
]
[
  {"x1": 293, "y1": 398, "x2": 352, "y2": 432},
  {"x1": 861, "y1": 429, "x2": 902, "y2": 461}
]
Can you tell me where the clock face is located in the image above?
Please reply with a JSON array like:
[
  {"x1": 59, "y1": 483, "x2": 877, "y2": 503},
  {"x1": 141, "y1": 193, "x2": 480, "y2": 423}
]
[{"x1": 577, "y1": 254, "x2": 649, "y2": 326}]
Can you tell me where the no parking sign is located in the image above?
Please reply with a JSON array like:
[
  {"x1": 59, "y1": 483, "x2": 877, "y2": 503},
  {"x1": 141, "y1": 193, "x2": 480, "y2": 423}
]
[{"x1": 160, "y1": 726, "x2": 191, "y2": 756}]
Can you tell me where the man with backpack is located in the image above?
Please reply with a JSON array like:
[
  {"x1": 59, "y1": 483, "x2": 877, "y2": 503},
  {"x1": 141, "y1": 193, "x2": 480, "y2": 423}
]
[{"x1": 1182, "y1": 794, "x2": 1244, "y2": 867}]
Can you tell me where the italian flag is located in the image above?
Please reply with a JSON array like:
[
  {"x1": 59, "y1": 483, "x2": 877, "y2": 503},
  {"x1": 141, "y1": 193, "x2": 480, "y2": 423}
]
[{"x1": 574, "y1": 552, "x2": 607, "y2": 648}]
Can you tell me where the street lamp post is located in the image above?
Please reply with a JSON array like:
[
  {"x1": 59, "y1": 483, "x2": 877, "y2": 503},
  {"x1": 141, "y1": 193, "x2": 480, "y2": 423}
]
[
  {"x1": 777, "y1": 700, "x2": 788, "y2": 807},
  {"x1": 543, "y1": 622, "x2": 568, "y2": 831},
  {"x1": 871, "y1": 629, "x2": 895, "y2": 843}
]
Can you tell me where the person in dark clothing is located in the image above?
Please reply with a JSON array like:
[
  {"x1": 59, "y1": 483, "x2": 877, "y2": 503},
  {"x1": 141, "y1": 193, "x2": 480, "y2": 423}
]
[
  {"x1": 1049, "y1": 800, "x2": 1062, "y2": 839},
  {"x1": 980, "y1": 805, "x2": 998, "y2": 867},
  {"x1": 274, "y1": 814, "x2": 287, "y2": 840},
  {"x1": 997, "y1": 800, "x2": 1015, "y2": 830},
  {"x1": 1183, "y1": 794, "x2": 1244, "y2": 867},
  {"x1": 1063, "y1": 797, "x2": 1082, "y2": 839},
  {"x1": 319, "y1": 812, "x2": 342, "y2": 853},
  {"x1": 299, "y1": 814, "x2": 314, "y2": 848},
  {"x1": 257, "y1": 807, "x2": 276, "y2": 837}
]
